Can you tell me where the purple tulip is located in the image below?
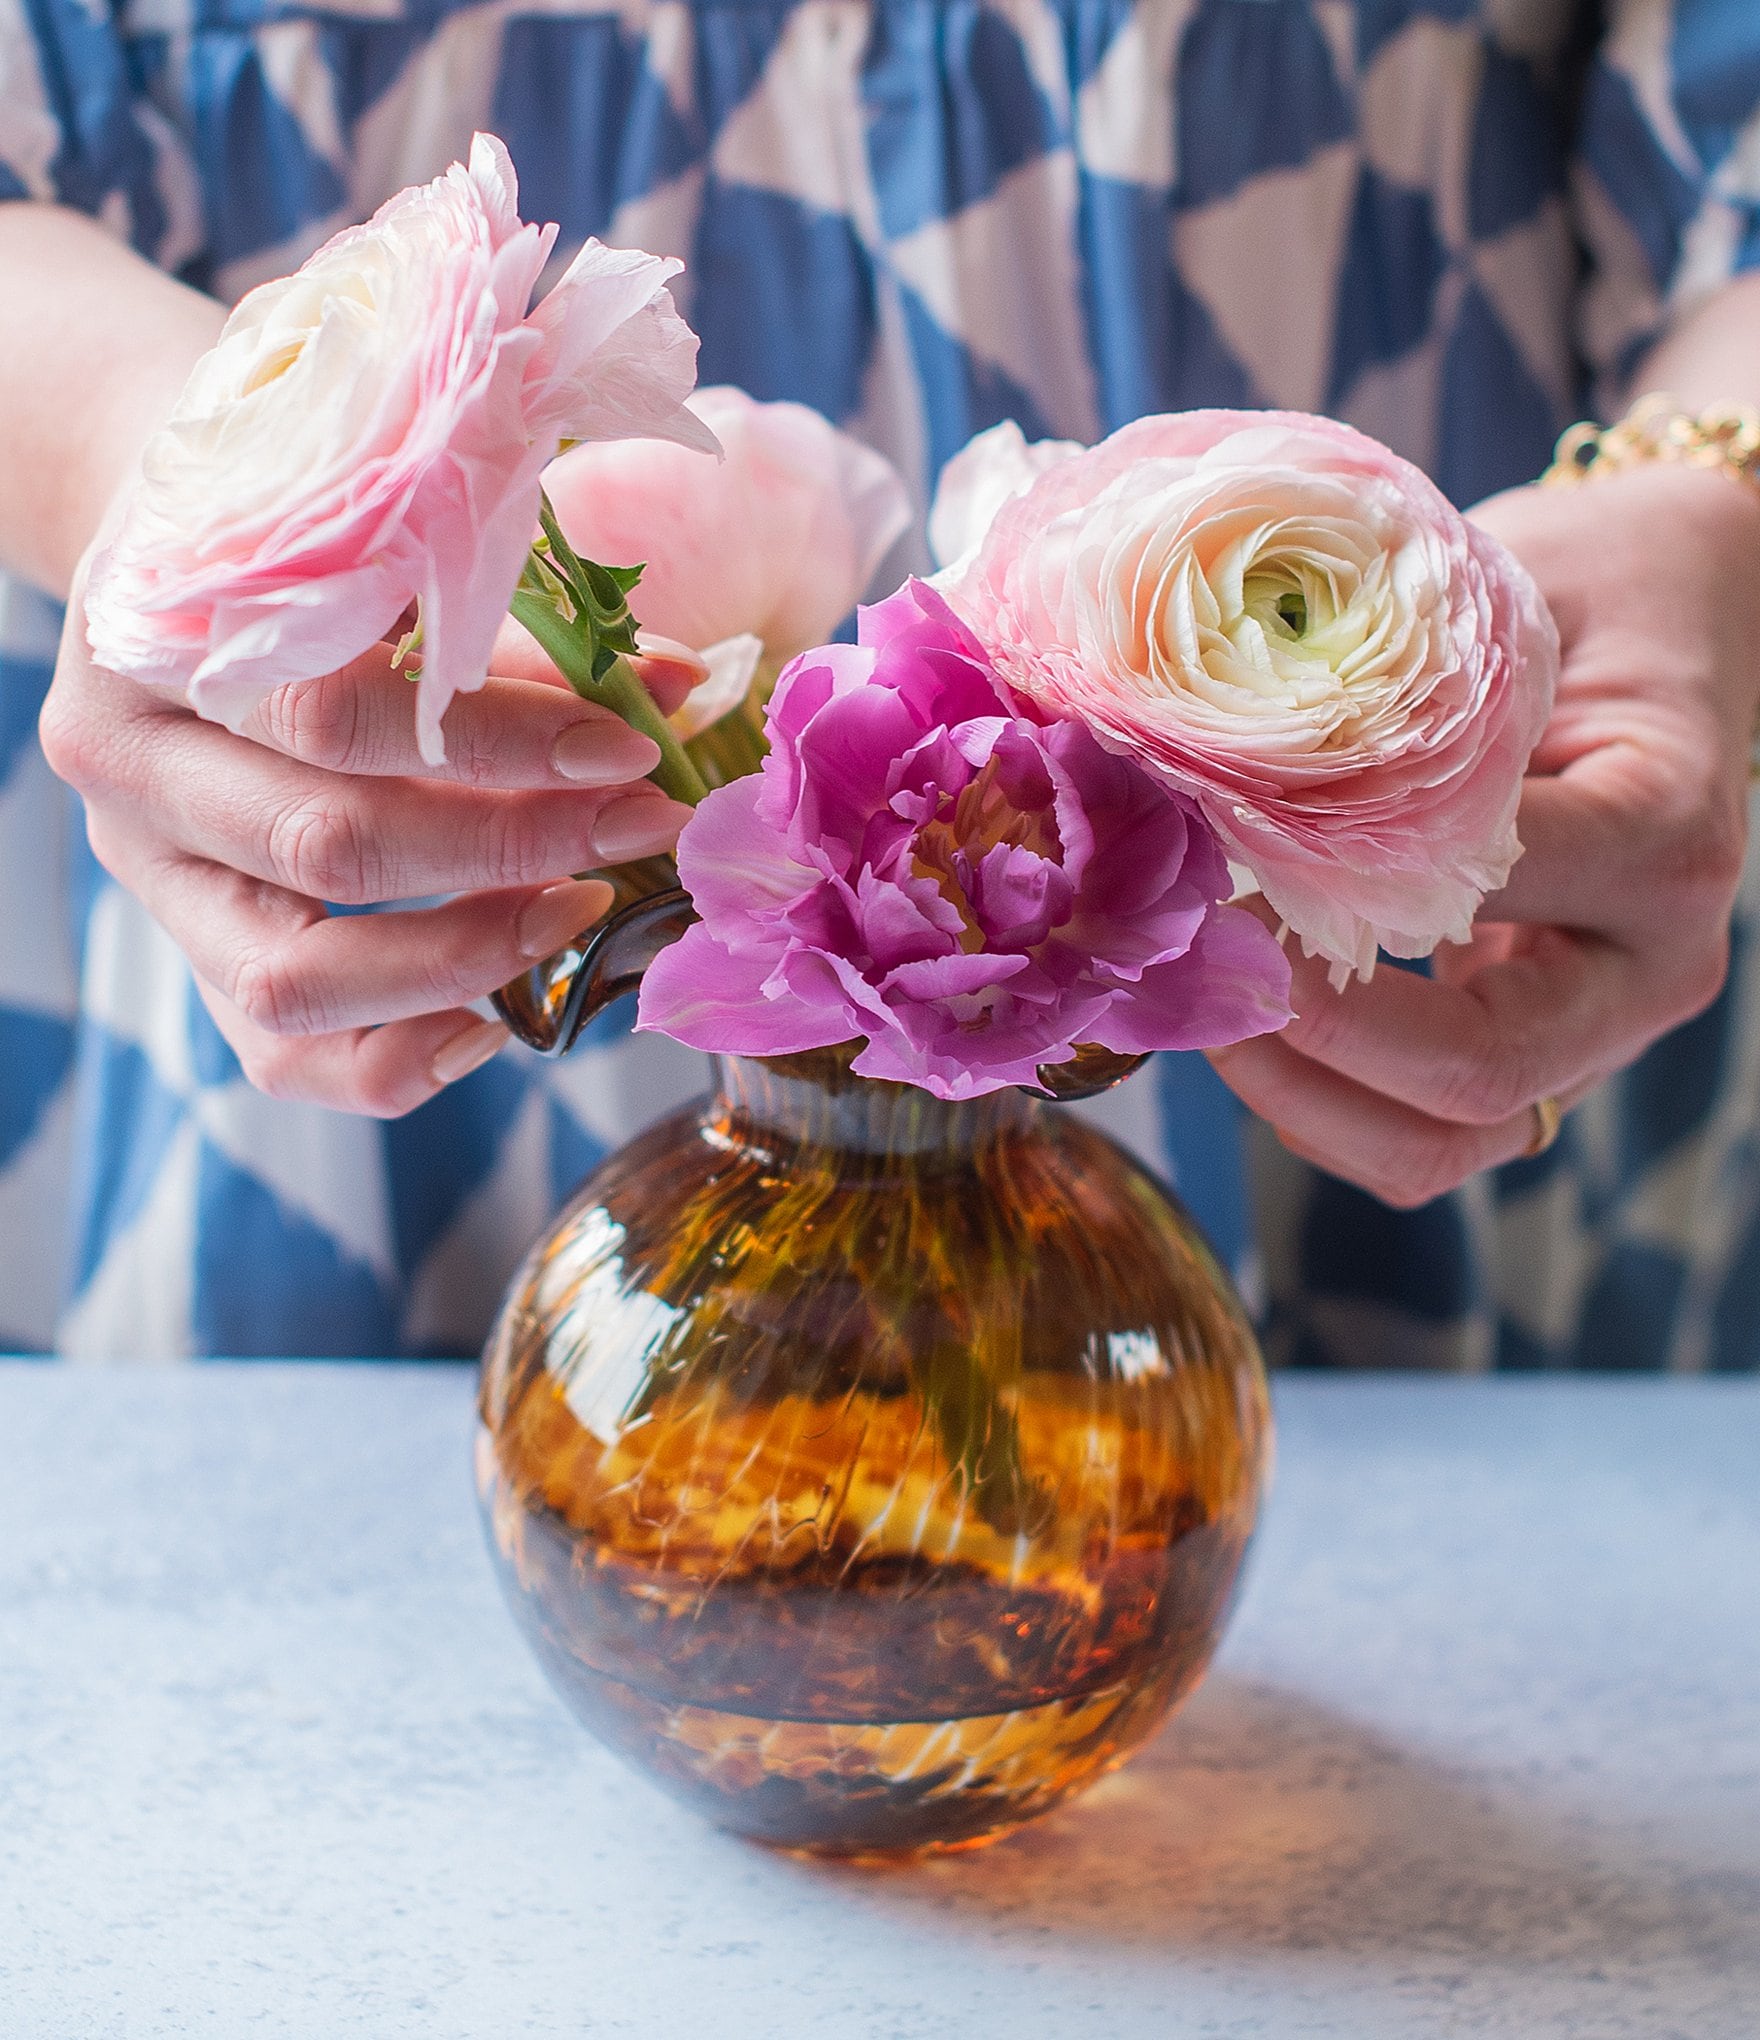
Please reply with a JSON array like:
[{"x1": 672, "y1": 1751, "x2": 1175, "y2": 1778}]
[{"x1": 636, "y1": 581, "x2": 1292, "y2": 1099}]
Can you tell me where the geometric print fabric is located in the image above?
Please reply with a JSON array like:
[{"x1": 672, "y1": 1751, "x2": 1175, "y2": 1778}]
[{"x1": 2, "y1": 0, "x2": 1759, "y2": 1364}]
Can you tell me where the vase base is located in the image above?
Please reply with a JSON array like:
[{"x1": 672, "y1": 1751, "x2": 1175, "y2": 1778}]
[{"x1": 526, "y1": 1639, "x2": 1187, "y2": 1857}]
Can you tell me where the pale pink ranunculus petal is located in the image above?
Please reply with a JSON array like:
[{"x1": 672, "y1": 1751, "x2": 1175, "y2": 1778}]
[
  {"x1": 543, "y1": 386, "x2": 912, "y2": 661},
  {"x1": 664, "y1": 633, "x2": 764, "y2": 741},
  {"x1": 86, "y1": 132, "x2": 712, "y2": 766},
  {"x1": 525, "y1": 239, "x2": 720, "y2": 456},
  {"x1": 942, "y1": 409, "x2": 1560, "y2": 977},
  {"x1": 926, "y1": 419, "x2": 1083, "y2": 577}
]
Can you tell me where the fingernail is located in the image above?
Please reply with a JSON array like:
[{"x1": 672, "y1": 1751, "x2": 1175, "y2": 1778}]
[
  {"x1": 516, "y1": 878, "x2": 614, "y2": 961},
  {"x1": 551, "y1": 718, "x2": 661, "y2": 785},
  {"x1": 592, "y1": 793, "x2": 693, "y2": 863},
  {"x1": 431, "y1": 1015, "x2": 506, "y2": 1087}
]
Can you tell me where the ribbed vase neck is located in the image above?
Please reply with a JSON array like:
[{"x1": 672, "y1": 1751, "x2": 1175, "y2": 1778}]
[{"x1": 713, "y1": 1051, "x2": 1037, "y2": 1159}]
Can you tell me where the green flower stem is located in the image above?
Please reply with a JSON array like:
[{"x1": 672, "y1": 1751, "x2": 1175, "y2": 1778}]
[{"x1": 509, "y1": 585, "x2": 708, "y2": 809}]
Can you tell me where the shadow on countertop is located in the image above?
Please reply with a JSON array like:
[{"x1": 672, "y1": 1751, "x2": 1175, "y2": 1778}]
[{"x1": 786, "y1": 1673, "x2": 1759, "y2": 1983}]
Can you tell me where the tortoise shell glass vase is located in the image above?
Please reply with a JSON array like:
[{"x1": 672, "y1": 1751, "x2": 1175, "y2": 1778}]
[{"x1": 475, "y1": 1039, "x2": 1270, "y2": 1857}]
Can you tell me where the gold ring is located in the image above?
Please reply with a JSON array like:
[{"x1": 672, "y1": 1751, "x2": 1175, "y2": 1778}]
[{"x1": 1526, "y1": 1094, "x2": 1564, "y2": 1157}]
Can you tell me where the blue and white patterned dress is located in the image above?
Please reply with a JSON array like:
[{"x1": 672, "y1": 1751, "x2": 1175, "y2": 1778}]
[{"x1": 4, "y1": 0, "x2": 1760, "y2": 1366}]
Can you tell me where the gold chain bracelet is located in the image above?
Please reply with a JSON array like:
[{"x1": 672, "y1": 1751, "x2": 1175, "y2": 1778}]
[{"x1": 1542, "y1": 391, "x2": 1760, "y2": 492}]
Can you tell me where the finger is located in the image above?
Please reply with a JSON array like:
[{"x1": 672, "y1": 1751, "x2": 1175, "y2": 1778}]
[
  {"x1": 1485, "y1": 772, "x2": 1630, "y2": 929},
  {"x1": 92, "y1": 710, "x2": 691, "y2": 904},
  {"x1": 1207, "y1": 1032, "x2": 1585, "y2": 1209},
  {"x1": 1273, "y1": 925, "x2": 1646, "y2": 1128},
  {"x1": 240, "y1": 643, "x2": 665, "y2": 789},
  {"x1": 1490, "y1": 757, "x2": 1746, "y2": 934},
  {"x1": 112, "y1": 836, "x2": 614, "y2": 1034},
  {"x1": 633, "y1": 636, "x2": 713, "y2": 717},
  {"x1": 195, "y1": 980, "x2": 510, "y2": 1118}
]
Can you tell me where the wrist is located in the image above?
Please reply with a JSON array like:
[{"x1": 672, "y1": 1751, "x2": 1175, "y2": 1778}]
[
  {"x1": 1533, "y1": 401, "x2": 1760, "y2": 656},
  {"x1": 57, "y1": 304, "x2": 224, "y2": 595},
  {"x1": 1598, "y1": 465, "x2": 1760, "y2": 742},
  {"x1": 0, "y1": 205, "x2": 224, "y2": 596}
]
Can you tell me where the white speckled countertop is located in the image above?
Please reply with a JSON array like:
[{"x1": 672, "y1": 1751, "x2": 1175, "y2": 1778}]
[{"x1": 1, "y1": 1365, "x2": 1754, "y2": 2039}]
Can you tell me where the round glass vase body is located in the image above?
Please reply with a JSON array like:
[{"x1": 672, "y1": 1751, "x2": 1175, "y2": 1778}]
[{"x1": 477, "y1": 1048, "x2": 1270, "y2": 1856}]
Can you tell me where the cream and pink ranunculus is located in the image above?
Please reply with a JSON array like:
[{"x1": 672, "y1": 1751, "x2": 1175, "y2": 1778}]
[
  {"x1": 86, "y1": 133, "x2": 717, "y2": 764},
  {"x1": 542, "y1": 386, "x2": 912, "y2": 737},
  {"x1": 939, "y1": 411, "x2": 1559, "y2": 978}
]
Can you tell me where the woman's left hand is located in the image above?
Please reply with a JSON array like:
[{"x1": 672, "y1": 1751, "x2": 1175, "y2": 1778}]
[{"x1": 1208, "y1": 461, "x2": 1760, "y2": 1207}]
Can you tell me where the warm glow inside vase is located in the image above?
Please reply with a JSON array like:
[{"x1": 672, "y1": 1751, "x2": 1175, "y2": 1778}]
[{"x1": 476, "y1": 1044, "x2": 1270, "y2": 1856}]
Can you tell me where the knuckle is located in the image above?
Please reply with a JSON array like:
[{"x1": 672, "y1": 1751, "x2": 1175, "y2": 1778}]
[
  {"x1": 358, "y1": 1075, "x2": 427, "y2": 1120},
  {"x1": 228, "y1": 942, "x2": 318, "y2": 1038},
  {"x1": 483, "y1": 800, "x2": 558, "y2": 887},
  {"x1": 38, "y1": 684, "x2": 105, "y2": 793},
  {"x1": 240, "y1": 1034, "x2": 423, "y2": 1118},
  {"x1": 1429, "y1": 1045, "x2": 1528, "y2": 1129},
  {"x1": 1284, "y1": 985, "x2": 1349, "y2": 1063},
  {"x1": 82, "y1": 810, "x2": 129, "y2": 882},
  {"x1": 265, "y1": 676, "x2": 367, "y2": 774},
  {"x1": 1674, "y1": 933, "x2": 1732, "y2": 1026},
  {"x1": 441, "y1": 715, "x2": 506, "y2": 789},
  {"x1": 237, "y1": 1035, "x2": 304, "y2": 1105},
  {"x1": 1377, "y1": 1147, "x2": 1464, "y2": 1210},
  {"x1": 1359, "y1": 1118, "x2": 1493, "y2": 1207},
  {"x1": 1622, "y1": 757, "x2": 1748, "y2": 907},
  {"x1": 1275, "y1": 1121, "x2": 1436, "y2": 1211},
  {"x1": 1366, "y1": 1148, "x2": 1435, "y2": 1209},
  {"x1": 407, "y1": 949, "x2": 480, "y2": 1015},
  {"x1": 267, "y1": 791, "x2": 376, "y2": 902},
  {"x1": 1667, "y1": 796, "x2": 1747, "y2": 905}
]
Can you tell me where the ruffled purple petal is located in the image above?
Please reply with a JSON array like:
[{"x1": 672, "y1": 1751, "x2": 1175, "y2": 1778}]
[
  {"x1": 855, "y1": 866, "x2": 966, "y2": 970},
  {"x1": 635, "y1": 924, "x2": 854, "y2": 1055},
  {"x1": 885, "y1": 949, "x2": 1031, "y2": 1002},
  {"x1": 1086, "y1": 907, "x2": 1292, "y2": 1054},
  {"x1": 969, "y1": 842, "x2": 1072, "y2": 952},
  {"x1": 794, "y1": 683, "x2": 928, "y2": 849},
  {"x1": 674, "y1": 776, "x2": 815, "y2": 928}
]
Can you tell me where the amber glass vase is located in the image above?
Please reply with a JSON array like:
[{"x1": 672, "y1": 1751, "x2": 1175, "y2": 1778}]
[{"x1": 476, "y1": 1045, "x2": 1270, "y2": 1856}]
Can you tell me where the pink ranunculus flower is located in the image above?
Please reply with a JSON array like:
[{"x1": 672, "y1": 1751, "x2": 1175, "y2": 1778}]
[
  {"x1": 542, "y1": 385, "x2": 913, "y2": 735},
  {"x1": 927, "y1": 419, "x2": 1083, "y2": 577},
  {"x1": 941, "y1": 411, "x2": 1560, "y2": 979},
  {"x1": 635, "y1": 580, "x2": 1292, "y2": 1099},
  {"x1": 86, "y1": 133, "x2": 718, "y2": 764}
]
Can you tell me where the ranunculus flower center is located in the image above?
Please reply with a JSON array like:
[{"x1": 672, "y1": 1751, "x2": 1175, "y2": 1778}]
[{"x1": 1085, "y1": 477, "x2": 1430, "y2": 747}]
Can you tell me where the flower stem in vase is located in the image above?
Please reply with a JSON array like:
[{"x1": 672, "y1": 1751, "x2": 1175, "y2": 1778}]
[
  {"x1": 510, "y1": 493, "x2": 708, "y2": 809},
  {"x1": 493, "y1": 496, "x2": 706, "y2": 1050}
]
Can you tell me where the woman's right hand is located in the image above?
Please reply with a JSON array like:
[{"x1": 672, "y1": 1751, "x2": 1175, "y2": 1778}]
[
  {"x1": 39, "y1": 559, "x2": 696, "y2": 1117},
  {"x1": 2, "y1": 209, "x2": 694, "y2": 1117}
]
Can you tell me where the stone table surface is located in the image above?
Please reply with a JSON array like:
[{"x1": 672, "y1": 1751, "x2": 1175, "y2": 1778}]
[{"x1": 0, "y1": 1364, "x2": 1755, "y2": 2040}]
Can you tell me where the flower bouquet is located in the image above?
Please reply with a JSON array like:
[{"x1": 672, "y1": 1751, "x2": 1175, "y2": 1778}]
[{"x1": 87, "y1": 138, "x2": 1557, "y2": 1853}]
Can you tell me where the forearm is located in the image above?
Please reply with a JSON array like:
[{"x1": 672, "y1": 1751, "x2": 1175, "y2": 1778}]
[
  {"x1": 1630, "y1": 272, "x2": 1760, "y2": 413},
  {"x1": 0, "y1": 206, "x2": 223, "y2": 596}
]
